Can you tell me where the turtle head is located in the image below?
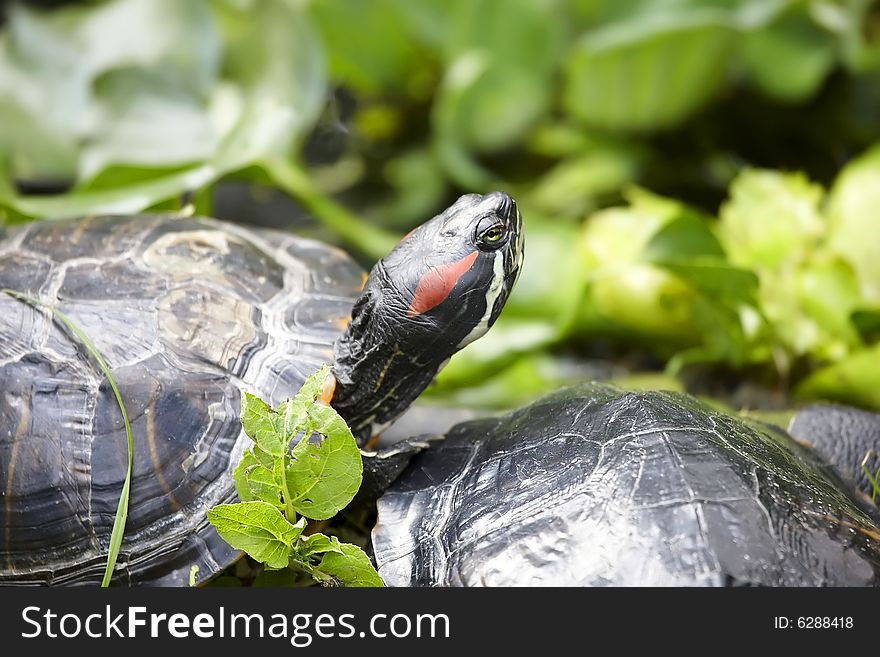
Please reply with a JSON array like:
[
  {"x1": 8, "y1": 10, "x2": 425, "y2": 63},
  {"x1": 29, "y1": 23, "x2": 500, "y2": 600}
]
[{"x1": 329, "y1": 191, "x2": 524, "y2": 444}]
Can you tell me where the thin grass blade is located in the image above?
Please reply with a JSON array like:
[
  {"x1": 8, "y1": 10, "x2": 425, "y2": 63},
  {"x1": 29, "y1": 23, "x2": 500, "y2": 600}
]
[{"x1": 1, "y1": 288, "x2": 134, "y2": 587}]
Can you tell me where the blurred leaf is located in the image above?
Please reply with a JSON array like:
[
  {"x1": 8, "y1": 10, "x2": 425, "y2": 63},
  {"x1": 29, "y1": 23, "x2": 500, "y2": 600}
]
[
  {"x1": 0, "y1": 166, "x2": 216, "y2": 216},
  {"x1": 644, "y1": 212, "x2": 726, "y2": 260},
  {"x1": 610, "y1": 371, "x2": 685, "y2": 392},
  {"x1": 0, "y1": 0, "x2": 219, "y2": 182},
  {"x1": 581, "y1": 197, "x2": 702, "y2": 340},
  {"x1": 564, "y1": 10, "x2": 738, "y2": 131},
  {"x1": 81, "y1": 68, "x2": 218, "y2": 180},
  {"x1": 717, "y1": 168, "x2": 825, "y2": 269},
  {"x1": 827, "y1": 143, "x2": 880, "y2": 303},
  {"x1": 795, "y1": 258, "x2": 863, "y2": 353},
  {"x1": 852, "y1": 308, "x2": 880, "y2": 342},
  {"x1": 506, "y1": 217, "x2": 588, "y2": 322},
  {"x1": 741, "y1": 254, "x2": 861, "y2": 366},
  {"x1": 590, "y1": 263, "x2": 701, "y2": 341},
  {"x1": 797, "y1": 343, "x2": 880, "y2": 410},
  {"x1": 214, "y1": 0, "x2": 326, "y2": 165},
  {"x1": 372, "y1": 148, "x2": 448, "y2": 229},
  {"x1": 264, "y1": 159, "x2": 398, "y2": 259},
  {"x1": 659, "y1": 259, "x2": 758, "y2": 305},
  {"x1": 433, "y1": 319, "x2": 558, "y2": 393},
  {"x1": 835, "y1": 0, "x2": 880, "y2": 73},
  {"x1": 0, "y1": 0, "x2": 326, "y2": 219},
  {"x1": 0, "y1": 92, "x2": 79, "y2": 181},
  {"x1": 433, "y1": 0, "x2": 564, "y2": 186},
  {"x1": 527, "y1": 148, "x2": 642, "y2": 217},
  {"x1": 740, "y1": 8, "x2": 837, "y2": 102},
  {"x1": 432, "y1": 352, "x2": 580, "y2": 409},
  {"x1": 310, "y1": 0, "x2": 433, "y2": 96},
  {"x1": 644, "y1": 206, "x2": 758, "y2": 303}
]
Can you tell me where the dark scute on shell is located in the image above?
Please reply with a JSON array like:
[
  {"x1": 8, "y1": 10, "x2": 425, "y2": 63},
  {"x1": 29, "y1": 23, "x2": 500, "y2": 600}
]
[
  {"x1": 373, "y1": 383, "x2": 880, "y2": 586},
  {"x1": 0, "y1": 253, "x2": 53, "y2": 296},
  {"x1": 58, "y1": 259, "x2": 169, "y2": 301},
  {"x1": 141, "y1": 218, "x2": 286, "y2": 303},
  {"x1": 22, "y1": 215, "x2": 165, "y2": 262}
]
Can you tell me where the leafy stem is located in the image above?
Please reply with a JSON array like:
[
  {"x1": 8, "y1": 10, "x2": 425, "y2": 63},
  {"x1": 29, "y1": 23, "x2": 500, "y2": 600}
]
[{"x1": 207, "y1": 365, "x2": 383, "y2": 587}]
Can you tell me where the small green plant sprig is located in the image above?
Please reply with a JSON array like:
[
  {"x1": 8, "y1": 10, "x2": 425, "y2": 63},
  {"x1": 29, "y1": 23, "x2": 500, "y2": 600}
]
[{"x1": 207, "y1": 365, "x2": 384, "y2": 587}]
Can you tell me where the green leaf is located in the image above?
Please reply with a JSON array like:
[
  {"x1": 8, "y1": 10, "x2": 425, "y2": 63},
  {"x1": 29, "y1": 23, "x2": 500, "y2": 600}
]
[
  {"x1": 240, "y1": 392, "x2": 286, "y2": 457},
  {"x1": 0, "y1": 0, "x2": 326, "y2": 219},
  {"x1": 564, "y1": 10, "x2": 738, "y2": 131},
  {"x1": 717, "y1": 168, "x2": 825, "y2": 269},
  {"x1": 527, "y1": 148, "x2": 642, "y2": 218},
  {"x1": 437, "y1": 0, "x2": 563, "y2": 151},
  {"x1": 795, "y1": 259, "x2": 863, "y2": 355},
  {"x1": 580, "y1": 199, "x2": 702, "y2": 341},
  {"x1": 286, "y1": 404, "x2": 363, "y2": 520},
  {"x1": 740, "y1": 8, "x2": 836, "y2": 102},
  {"x1": 852, "y1": 308, "x2": 880, "y2": 343},
  {"x1": 309, "y1": 0, "x2": 430, "y2": 95},
  {"x1": 233, "y1": 449, "x2": 282, "y2": 507},
  {"x1": 644, "y1": 212, "x2": 726, "y2": 261},
  {"x1": 432, "y1": 319, "x2": 557, "y2": 396},
  {"x1": 656, "y1": 259, "x2": 759, "y2": 306},
  {"x1": 207, "y1": 501, "x2": 305, "y2": 570},
  {"x1": 273, "y1": 364, "x2": 333, "y2": 438},
  {"x1": 298, "y1": 532, "x2": 345, "y2": 558},
  {"x1": 0, "y1": 0, "x2": 219, "y2": 182},
  {"x1": 643, "y1": 212, "x2": 760, "y2": 304},
  {"x1": 284, "y1": 364, "x2": 332, "y2": 413},
  {"x1": 431, "y1": 351, "x2": 575, "y2": 409},
  {"x1": 315, "y1": 543, "x2": 384, "y2": 587},
  {"x1": 796, "y1": 344, "x2": 880, "y2": 411},
  {"x1": 827, "y1": 144, "x2": 880, "y2": 303},
  {"x1": 432, "y1": 0, "x2": 564, "y2": 186},
  {"x1": 80, "y1": 67, "x2": 218, "y2": 181}
]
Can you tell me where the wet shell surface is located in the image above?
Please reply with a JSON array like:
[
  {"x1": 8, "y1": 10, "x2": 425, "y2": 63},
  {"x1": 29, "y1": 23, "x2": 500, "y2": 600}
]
[
  {"x1": 373, "y1": 383, "x2": 880, "y2": 586},
  {"x1": 0, "y1": 214, "x2": 363, "y2": 585}
]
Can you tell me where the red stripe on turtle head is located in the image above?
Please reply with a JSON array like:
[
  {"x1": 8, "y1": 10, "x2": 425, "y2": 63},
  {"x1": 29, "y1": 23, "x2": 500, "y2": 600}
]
[{"x1": 407, "y1": 250, "x2": 479, "y2": 317}]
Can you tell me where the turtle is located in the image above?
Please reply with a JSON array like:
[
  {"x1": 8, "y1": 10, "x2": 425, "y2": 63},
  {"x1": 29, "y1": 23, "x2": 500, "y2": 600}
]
[
  {"x1": 0, "y1": 190, "x2": 524, "y2": 586},
  {"x1": 371, "y1": 383, "x2": 880, "y2": 586}
]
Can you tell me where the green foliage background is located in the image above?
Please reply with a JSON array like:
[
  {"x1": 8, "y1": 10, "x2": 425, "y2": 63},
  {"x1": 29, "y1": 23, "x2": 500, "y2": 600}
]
[{"x1": 2, "y1": 0, "x2": 880, "y2": 412}]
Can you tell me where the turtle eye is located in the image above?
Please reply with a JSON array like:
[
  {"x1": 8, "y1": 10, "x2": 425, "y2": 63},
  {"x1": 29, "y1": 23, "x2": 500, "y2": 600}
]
[{"x1": 475, "y1": 216, "x2": 508, "y2": 250}]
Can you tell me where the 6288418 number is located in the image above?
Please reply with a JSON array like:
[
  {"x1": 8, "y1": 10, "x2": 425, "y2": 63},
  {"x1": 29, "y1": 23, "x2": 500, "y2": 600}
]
[{"x1": 797, "y1": 617, "x2": 853, "y2": 629}]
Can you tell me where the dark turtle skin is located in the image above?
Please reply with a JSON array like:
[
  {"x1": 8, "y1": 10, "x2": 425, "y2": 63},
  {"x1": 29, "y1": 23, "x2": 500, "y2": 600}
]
[
  {"x1": 0, "y1": 214, "x2": 364, "y2": 585},
  {"x1": 331, "y1": 192, "x2": 523, "y2": 443},
  {"x1": 372, "y1": 384, "x2": 880, "y2": 586},
  {"x1": 0, "y1": 192, "x2": 523, "y2": 586},
  {"x1": 789, "y1": 404, "x2": 880, "y2": 507}
]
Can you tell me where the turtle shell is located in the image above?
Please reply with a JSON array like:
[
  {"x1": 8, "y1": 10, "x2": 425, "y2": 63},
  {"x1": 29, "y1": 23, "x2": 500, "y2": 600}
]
[
  {"x1": 0, "y1": 214, "x2": 363, "y2": 585},
  {"x1": 373, "y1": 383, "x2": 880, "y2": 586}
]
